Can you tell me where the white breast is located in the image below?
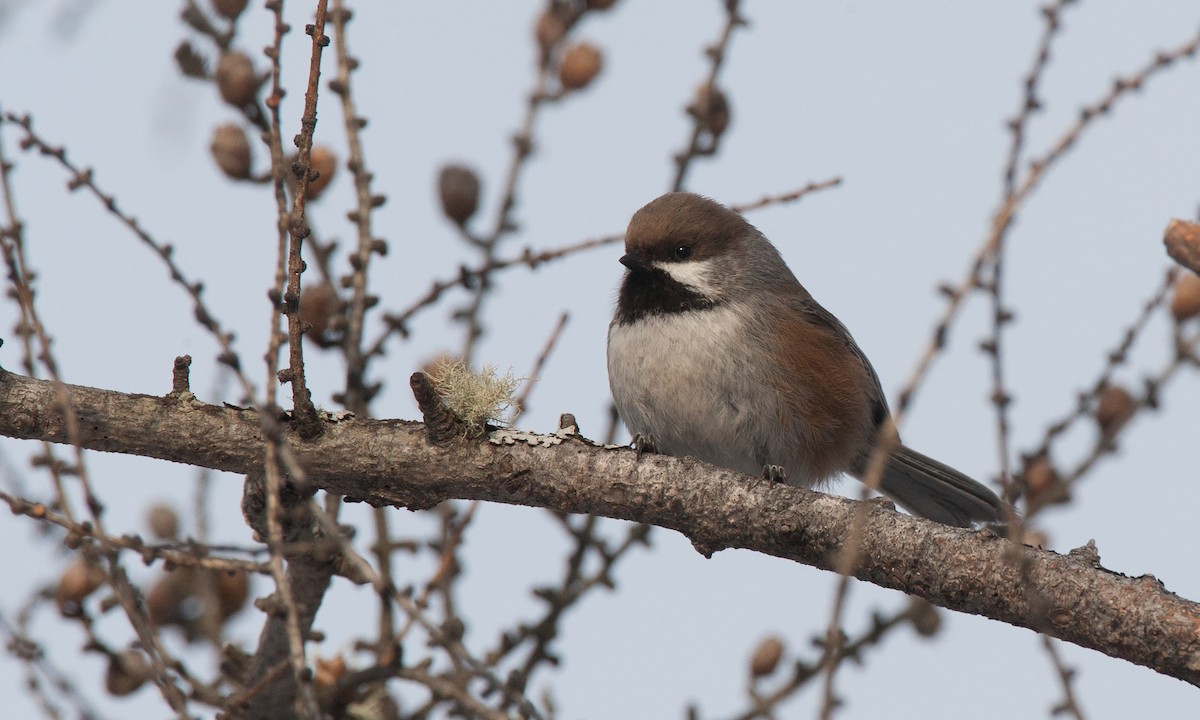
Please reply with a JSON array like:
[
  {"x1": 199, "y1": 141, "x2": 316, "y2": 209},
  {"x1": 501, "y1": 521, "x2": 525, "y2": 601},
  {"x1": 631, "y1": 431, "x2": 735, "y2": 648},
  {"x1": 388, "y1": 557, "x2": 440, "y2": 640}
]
[{"x1": 606, "y1": 305, "x2": 780, "y2": 477}]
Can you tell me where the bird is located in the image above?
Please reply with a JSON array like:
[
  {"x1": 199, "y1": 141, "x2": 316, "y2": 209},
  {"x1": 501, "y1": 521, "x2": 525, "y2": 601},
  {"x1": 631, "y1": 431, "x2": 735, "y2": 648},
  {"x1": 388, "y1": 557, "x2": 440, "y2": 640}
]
[{"x1": 606, "y1": 191, "x2": 1005, "y2": 527}]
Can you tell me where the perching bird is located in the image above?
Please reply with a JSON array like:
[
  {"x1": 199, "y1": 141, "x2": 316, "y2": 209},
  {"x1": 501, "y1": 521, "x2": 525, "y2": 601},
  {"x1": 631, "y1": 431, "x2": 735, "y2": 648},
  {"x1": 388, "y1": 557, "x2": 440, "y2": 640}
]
[{"x1": 606, "y1": 192, "x2": 1005, "y2": 527}]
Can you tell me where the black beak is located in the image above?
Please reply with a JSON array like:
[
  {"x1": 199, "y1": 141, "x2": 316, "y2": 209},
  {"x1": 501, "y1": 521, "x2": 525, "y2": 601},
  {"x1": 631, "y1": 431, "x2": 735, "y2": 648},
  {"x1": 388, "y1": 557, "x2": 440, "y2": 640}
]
[{"x1": 619, "y1": 251, "x2": 650, "y2": 272}]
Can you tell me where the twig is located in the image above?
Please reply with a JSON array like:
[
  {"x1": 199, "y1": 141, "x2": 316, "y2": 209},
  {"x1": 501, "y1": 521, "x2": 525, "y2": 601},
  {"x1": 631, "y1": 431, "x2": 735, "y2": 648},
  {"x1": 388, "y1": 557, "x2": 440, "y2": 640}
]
[
  {"x1": 261, "y1": 448, "x2": 323, "y2": 719},
  {"x1": 728, "y1": 602, "x2": 925, "y2": 720},
  {"x1": 0, "y1": 111, "x2": 199, "y2": 718},
  {"x1": 370, "y1": 178, "x2": 841, "y2": 362},
  {"x1": 893, "y1": 22, "x2": 1200, "y2": 436},
  {"x1": 370, "y1": 233, "x2": 617, "y2": 358},
  {"x1": 395, "y1": 589, "x2": 547, "y2": 720},
  {"x1": 0, "y1": 490, "x2": 269, "y2": 575},
  {"x1": 102, "y1": 563, "x2": 194, "y2": 718},
  {"x1": 1000, "y1": 0, "x2": 1076, "y2": 197},
  {"x1": 1026, "y1": 268, "x2": 1176, "y2": 464},
  {"x1": 0, "y1": 114, "x2": 105, "y2": 530},
  {"x1": 0, "y1": 111, "x2": 281, "y2": 431},
  {"x1": 1041, "y1": 635, "x2": 1088, "y2": 720},
  {"x1": 484, "y1": 518, "x2": 651, "y2": 684},
  {"x1": 0, "y1": 609, "x2": 108, "y2": 720},
  {"x1": 367, "y1": 503, "x2": 398, "y2": 663},
  {"x1": 329, "y1": 0, "x2": 387, "y2": 414},
  {"x1": 396, "y1": 666, "x2": 510, "y2": 720},
  {"x1": 1060, "y1": 327, "x2": 1200, "y2": 488},
  {"x1": 277, "y1": 1, "x2": 334, "y2": 436},
  {"x1": 815, "y1": 579, "x2": 849, "y2": 719},
  {"x1": 729, "y1": 178, "x2": 843, "y2": 213},
  {"x1": 983, "y1": 0, "x2": 1078, "y2": 513},
  {"x1": 303, "y1": 498, "x2": 546, "y2": 719},
  {"x1": 0, "y1": 114, "x2": 84, "y2": 535},
  {"x1": 452, "y1": 2, "x2": 586, "y2": 365},
  {"x1": 513, "y1": 312, "x2": 570, "y2": 420},
  {"x1": 671, "y1": 0, "x2": 747, "y2": 190},
  {"x1": 261, "y1": 0, "x2": 297, "y2": 419}
]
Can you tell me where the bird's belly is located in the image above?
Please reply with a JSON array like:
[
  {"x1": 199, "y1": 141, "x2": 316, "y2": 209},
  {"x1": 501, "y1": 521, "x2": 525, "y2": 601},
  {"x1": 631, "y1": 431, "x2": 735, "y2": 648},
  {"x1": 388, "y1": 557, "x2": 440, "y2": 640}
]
[{"x1": 607, "y1": 307, "x2": 775, "y2": 476}]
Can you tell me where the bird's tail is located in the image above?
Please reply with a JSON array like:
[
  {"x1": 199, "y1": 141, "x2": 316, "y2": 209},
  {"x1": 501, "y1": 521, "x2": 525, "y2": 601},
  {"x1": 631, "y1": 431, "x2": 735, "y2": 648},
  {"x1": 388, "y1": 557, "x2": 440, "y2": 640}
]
[{"x1": 874, "y1": 445, "x2": 1006, "y2": 528}]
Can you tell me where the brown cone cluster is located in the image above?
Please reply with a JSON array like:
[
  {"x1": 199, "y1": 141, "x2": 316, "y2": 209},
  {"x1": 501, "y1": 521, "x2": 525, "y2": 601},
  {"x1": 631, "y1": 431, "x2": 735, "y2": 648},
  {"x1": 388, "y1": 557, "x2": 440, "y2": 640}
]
[{"x1": 146, "y1": 566, "x2": 251, "y2": 642}]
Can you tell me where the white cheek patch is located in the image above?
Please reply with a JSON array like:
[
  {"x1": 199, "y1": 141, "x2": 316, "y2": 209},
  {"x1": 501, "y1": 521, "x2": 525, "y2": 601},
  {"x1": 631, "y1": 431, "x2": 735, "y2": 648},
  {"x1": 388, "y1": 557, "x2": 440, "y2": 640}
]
[{"x1": 654, "y1": 257, "x2": 719, "y2": 296}]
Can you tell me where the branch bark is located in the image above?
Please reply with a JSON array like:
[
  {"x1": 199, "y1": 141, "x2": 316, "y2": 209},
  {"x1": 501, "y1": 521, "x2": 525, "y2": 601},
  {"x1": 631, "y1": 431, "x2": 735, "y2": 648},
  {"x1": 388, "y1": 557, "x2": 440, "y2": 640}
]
[{"x1": 2, "y1": 369, "x2": 1198, "y2": 686}]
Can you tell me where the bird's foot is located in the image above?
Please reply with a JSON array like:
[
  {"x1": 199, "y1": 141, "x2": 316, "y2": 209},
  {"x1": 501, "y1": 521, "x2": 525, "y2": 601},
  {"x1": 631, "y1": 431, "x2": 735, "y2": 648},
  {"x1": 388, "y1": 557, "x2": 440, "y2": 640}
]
[
  {"x1": 761, "y1": 464, "x2": 787, "y2": 483},
  {"x1": 632, "y1": 433, "x2": 659, "y2": 460}
]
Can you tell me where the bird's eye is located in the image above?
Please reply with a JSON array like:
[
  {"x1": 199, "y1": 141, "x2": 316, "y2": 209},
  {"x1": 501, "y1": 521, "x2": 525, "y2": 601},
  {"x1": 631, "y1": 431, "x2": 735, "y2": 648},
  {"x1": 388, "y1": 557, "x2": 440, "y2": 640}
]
[{"x1": 673, "y1": 245, "x2": 693, "y2": 261}]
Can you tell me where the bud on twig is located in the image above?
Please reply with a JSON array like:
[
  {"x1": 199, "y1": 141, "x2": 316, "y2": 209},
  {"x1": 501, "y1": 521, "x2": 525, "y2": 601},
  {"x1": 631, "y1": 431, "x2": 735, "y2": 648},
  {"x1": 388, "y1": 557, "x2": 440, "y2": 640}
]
[
  {"x1": 55, "y1": 555, "x2": 106, "y2": 614},
  {"x1": 308, "y1": 145, "x2": 338, "y2": 198},
  {"x1": 1170, "y1": 271, "x2": 1200, "y2": 322},
  {"x1": 300, "y1": 282, "x2": 342, "y2": 342},
  {"x1": 146, "y1": 503, "x2": 180, "y2": 540},
  {"x1": 212, "y1": 0, "x2": 249, "y2": 20},
  {"x1": 214, "y1": 569, "x2": 250, "y2": 620},
  {"x1": 1022, "y1": 454, "x2": 1068, "y2": 510},
  {"x1": 748, "y1": 635, "x2": 784, "y2": 678},
  {"x1": 559, "y1": 42, "x2": 603, "y2": 91},
  {"x1": 438, "y1": 164, "x2": 481, "y2": 227},
  {"x1": 105, "y1": 650, "x2": 152, "y2": 697},
  {"x1": 535, "y1": 10, "x2": 567, "y2": 57},
  {"x1": 215, "y1": 51, "x2": 258, "y2": 107},
  {"x1": 690, "y1": 83, "x2": 731, "y2": 147},
  {"x1": 210, "y1": 123, "x2": 252, "y2": 179},
  {"x1": 314, "y1": 655, "x2": 347, "y2": 690},
  {"x1": 1095, "y1": 385, "x2": 1136, "y2": 436}
]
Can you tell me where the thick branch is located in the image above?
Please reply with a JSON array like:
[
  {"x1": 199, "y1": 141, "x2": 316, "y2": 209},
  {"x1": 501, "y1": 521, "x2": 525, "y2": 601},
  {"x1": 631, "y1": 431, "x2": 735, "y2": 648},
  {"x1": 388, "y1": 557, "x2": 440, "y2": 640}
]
[{"x1": 1, "y1": 370, "x2": 1197, "y2": 685}]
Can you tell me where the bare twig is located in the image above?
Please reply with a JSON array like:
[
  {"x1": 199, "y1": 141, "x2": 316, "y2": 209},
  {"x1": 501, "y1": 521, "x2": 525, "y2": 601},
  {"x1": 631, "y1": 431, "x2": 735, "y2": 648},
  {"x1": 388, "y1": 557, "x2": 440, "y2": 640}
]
[
  {"x1": 0, "y1": 112, "x2": 201, "y2": 718},
  {"x1": 729, "y1": 178, "x2": 843, "y2": 213},
  {"x1": 513, "y1": 311, "x2": 570, "y2": 421},
  {"x1": 1060, "y1": 327, "x2": 1200, "y2": 488},
  {"x1": 1041, "y1": 635, "x2": 1088, "y2": 720},
  {"x1": 0, "y1": 609, "x2": 108, "y2": 720},
  {"x1": 1025, "y1": 268, "x2": 1177, "y2": 484},
  {"x1": 982, "y1": 0, "x2": 1078, "y2": 514},
  {"x1": 484, "y1": 518, "x2": 650, "y2": 684},
  {"x1": 370, "y1": 179, "x2": 841, "y2": 361},
  {"x1": 277, "y1": 1, "x2": 334, "y2": 436},
  {"x1": 0, "y1": 490, "x2": 269, "y2": 575},
  {"x1": 895, "y1": 25, "x2": 1200, "y2": 424},
  {"x1": 730, "y1": 601, "x2": 927, "y2": 720},
  {"x1": 671, "y1": 0, "x2": 747, "y2": 190},
  {"x1": 260, "y1": 451, "x2": 323, "y2": 719},
  {"x1": 453, "y1": 1, "x2": 592, "y2": 365},
  {"x1": 329, "y1": 0, "x2": 387, "y2": 414}
]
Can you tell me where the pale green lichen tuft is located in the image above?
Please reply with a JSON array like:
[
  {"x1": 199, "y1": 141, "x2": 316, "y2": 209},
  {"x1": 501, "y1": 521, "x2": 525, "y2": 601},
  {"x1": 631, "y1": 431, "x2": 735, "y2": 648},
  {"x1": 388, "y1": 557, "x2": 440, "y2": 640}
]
[{"x1": 427, "y1": 359, "x2": 522, "y2": 433}]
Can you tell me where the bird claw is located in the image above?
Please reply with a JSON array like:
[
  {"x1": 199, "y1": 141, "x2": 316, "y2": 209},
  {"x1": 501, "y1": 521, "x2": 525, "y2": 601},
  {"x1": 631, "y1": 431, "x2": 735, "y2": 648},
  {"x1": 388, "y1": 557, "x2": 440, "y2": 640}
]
[
  {"x1": 632, "y1": 433, "x2": 659, "y2": 460},
  {"x1": 761, "y1": 464, "x2": 787, "y2": 483}
]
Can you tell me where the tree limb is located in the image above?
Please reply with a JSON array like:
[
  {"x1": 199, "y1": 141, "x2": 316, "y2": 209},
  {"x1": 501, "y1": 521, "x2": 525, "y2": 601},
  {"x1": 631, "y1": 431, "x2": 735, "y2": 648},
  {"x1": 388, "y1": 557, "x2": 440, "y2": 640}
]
[{"x1": 1, "y1": 369, "x2": 1197, "y2": 686}]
